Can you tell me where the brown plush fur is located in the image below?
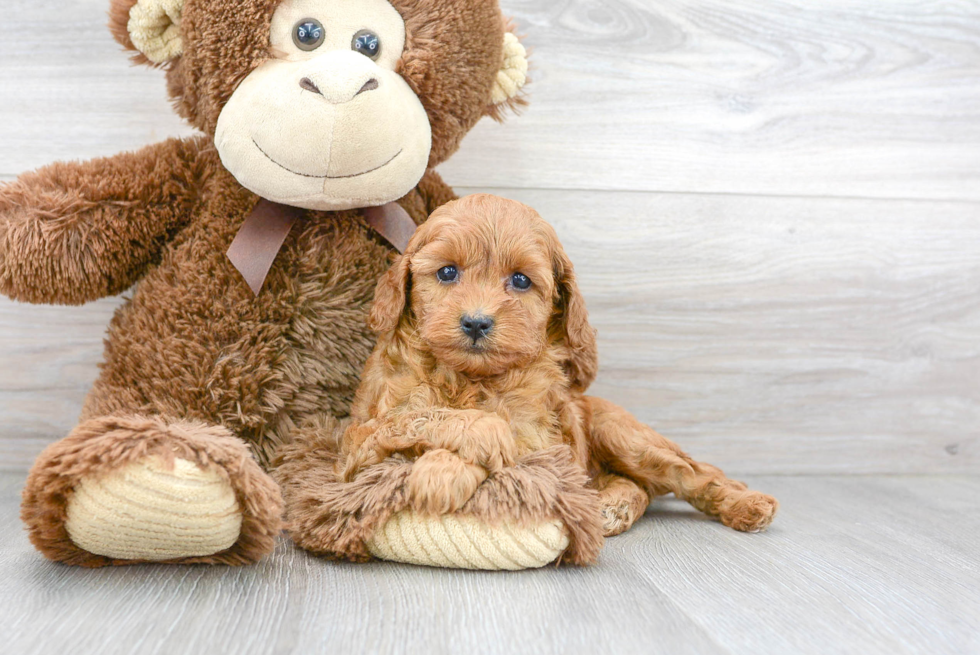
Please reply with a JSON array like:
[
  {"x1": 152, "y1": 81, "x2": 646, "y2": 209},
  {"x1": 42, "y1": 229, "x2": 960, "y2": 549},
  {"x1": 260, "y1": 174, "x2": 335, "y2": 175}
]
[
  {"x1": 4, "y1": 0, "x2": 522, "y2": 565},
  {"x1": 323, "y1": 195, "x2": 777, "y2": 543}
]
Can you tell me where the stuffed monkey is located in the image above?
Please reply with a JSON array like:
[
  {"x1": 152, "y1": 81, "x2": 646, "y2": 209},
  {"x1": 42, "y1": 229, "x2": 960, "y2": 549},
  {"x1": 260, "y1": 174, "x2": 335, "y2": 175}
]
[{"x1": 2, "y1": 0, "x2": 527, "y2": 566}]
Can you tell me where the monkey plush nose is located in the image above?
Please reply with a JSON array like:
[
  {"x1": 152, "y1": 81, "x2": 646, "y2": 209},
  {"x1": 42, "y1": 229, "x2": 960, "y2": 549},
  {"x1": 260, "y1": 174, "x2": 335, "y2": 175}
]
[
  {"x1": 302, "y1": 76, "x2": 377, "y2": 97},
  {"x1": 298, "y1": 51, "x2": 386, "y2": 104},
  {"x1": 299, "y1": 77, "x2": 321, "y2": 95},
  {"x1": 460, "y1": 315, "x2": 494, "y2": 340}
]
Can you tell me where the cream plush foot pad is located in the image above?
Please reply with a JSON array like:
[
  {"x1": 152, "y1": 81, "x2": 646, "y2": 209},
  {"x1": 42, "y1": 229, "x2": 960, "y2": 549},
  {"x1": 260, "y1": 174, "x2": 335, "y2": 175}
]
[
  {"x1": 65, "y1": 457, "x2": 242, "y2": 561},
  {"x1": 367, "y1": 510, "x2": 569, "y2": 570}
]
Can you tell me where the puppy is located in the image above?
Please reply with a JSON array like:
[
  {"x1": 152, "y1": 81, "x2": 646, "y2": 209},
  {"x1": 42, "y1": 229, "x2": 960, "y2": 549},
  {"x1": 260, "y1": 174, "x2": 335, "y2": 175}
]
[{"x1": 341, "y1": 194, "x2": 777, "y2": 535}]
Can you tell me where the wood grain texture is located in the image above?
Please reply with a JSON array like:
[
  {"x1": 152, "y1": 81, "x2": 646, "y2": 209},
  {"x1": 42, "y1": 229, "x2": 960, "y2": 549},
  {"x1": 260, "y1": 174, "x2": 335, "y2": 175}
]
[
  {"x1": 1, "y1": 189, "x2": 975, "y2": 474},
  {"x1": 0, "y1": 298, "x2": 118, "y2": 471},
  {"x1": 445, "y1": 0, "x2": 980, "y2": 199},
  {"x1": 0, "y1": 0, "x2": 193, "y2": 174},
  {"x1": 1, "y1": 1, "x2": 979, "y2": 199},
  {"x1": 2, "y1": 471, "x2": 977, "y2": 655}
]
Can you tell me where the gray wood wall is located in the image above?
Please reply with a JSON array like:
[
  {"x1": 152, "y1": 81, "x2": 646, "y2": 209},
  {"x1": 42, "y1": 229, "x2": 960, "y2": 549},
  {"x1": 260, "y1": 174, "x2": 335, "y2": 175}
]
[{"x1": 0, "y1": 0, "x2": 977, "y2": 474}]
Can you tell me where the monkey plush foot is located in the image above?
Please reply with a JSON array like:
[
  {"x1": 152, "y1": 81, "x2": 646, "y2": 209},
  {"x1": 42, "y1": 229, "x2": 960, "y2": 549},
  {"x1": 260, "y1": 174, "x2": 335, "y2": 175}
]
[
  {"x1": 21, "y1": 415, "x2": 282, "y2": 566},
  {"x1": 65, "y1": 456, "x2": 242, "y2": 561}
]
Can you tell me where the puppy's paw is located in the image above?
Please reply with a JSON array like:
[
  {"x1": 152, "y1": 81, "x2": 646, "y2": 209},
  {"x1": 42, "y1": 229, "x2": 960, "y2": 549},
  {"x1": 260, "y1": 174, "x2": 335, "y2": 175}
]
[
  {"x1": 600, "y1": 500, "x2": 637, "y2": 537},
  {"x1": 719, "y1": 491, "x2": 779, "y2": 533},
  {"x1": 407, "y1": 449, "x2": 488, "y2": 515},
  {"x1": 459, "y1": 413, "x2": 517, "y2": 472},
  {"x1": 427, "y1": 410, "x2": 517, "y2": 472},
  {"x1": 597, "y1": 475, "x2": 649, "y2": 537}
]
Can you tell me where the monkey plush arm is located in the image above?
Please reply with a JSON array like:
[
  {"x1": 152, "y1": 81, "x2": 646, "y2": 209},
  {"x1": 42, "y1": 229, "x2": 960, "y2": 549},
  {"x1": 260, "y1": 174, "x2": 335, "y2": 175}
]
[{"x1": 0, "y1": 136, "x2": 208, "y2": 305}]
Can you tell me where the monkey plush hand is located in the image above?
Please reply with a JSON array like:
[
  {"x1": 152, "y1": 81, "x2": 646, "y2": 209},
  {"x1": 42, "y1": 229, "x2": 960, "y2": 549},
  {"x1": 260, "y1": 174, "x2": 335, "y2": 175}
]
[{"x1": 4, "y1": 0, "x2": 527, "y2": 567}]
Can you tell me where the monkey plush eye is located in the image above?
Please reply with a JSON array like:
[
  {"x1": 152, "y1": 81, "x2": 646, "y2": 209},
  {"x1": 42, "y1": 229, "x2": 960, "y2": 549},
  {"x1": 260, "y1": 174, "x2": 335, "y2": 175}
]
[
  {"x1": 293, "y1": 19, "x2": 325, "y2": 51},
  {"x1": 352, "y1": 29, "x2": 381, "y2": 59},
  {"x1": 436, "y1": 265, "x2": 458, "y2": 283},
  {"x1": 510, "y1": 272, "x2": 532, "y2": 290}
]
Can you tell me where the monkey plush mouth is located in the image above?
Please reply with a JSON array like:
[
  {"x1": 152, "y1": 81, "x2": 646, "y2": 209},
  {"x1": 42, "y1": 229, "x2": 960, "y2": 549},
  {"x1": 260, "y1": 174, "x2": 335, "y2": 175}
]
[{"x1": 251, "y1": 139, "x2": 402, "y2": 179}]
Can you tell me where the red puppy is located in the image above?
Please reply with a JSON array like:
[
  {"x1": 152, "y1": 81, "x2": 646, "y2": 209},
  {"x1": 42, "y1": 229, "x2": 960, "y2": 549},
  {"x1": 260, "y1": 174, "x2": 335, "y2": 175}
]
[{"x1": 341, "y1": 194, "x2": 777, "y2": 535}]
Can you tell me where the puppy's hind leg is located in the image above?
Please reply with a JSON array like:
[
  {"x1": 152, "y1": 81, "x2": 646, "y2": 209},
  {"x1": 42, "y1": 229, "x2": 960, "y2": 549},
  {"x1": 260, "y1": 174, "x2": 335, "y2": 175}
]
[
  {"x1": 586, "y1": 397, "x2": 778, "y2": 532},
  {"x1": 594, "y1": 473, "x2": 650, "y2": 537}
]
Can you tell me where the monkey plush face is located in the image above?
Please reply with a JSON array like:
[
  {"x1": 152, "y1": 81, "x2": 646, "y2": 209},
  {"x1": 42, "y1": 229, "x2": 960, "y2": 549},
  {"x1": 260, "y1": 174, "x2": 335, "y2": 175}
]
[
  {"x1": 110, "y1": 0, "x2": 528, "y2": 210},
  {"x1": 215, "y1": 0, "x2": 431, "y2": 209}
]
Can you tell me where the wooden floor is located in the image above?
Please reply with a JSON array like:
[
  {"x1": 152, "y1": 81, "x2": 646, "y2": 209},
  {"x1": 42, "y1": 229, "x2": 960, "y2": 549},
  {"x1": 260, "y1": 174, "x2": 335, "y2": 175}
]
[
  {"x1": 1, "y1": 0, "x2": 978, "y2": 653},
  {"x1": 1, "y1": 471, "x2": 977, "y2": 655}
]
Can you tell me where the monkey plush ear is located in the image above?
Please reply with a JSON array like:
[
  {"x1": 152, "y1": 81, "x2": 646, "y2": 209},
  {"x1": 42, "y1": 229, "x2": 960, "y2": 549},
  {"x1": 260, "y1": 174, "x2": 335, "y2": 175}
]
[
  {"x1": 488, "y1": 30, "x2": 529, "y2": 118},
  {"x1": 110, "y1": 0, "x2": 184, "y2": 65}
]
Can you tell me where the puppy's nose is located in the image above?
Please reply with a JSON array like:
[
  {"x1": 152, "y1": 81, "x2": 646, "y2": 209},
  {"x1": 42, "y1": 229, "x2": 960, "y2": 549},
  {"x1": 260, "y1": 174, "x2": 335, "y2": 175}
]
[{"x1": 460, "y1": 314, "x2": 494, "y2": 341}]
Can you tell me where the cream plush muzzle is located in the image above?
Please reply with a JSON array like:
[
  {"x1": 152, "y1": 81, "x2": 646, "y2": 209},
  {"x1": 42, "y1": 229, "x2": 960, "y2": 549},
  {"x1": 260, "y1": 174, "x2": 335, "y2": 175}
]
[{"x1": 215, "y1": 51, "x2": 432, "y2": 210}]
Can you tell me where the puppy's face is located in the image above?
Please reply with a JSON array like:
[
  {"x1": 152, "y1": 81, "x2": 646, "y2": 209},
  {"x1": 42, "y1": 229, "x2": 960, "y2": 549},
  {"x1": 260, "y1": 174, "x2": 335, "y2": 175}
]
[
  {"x1": 409, "y1": 197, "x2": 557, "y2": 376},
  {"x1": 370, "y1": 194, "x2": 598, "y2": 388}
]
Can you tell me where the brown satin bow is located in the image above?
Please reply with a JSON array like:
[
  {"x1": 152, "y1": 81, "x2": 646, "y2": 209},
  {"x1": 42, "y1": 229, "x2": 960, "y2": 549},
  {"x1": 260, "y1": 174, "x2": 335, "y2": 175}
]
[{"x1": 226, "y1": 199, "x2": 417, "y2": 295}]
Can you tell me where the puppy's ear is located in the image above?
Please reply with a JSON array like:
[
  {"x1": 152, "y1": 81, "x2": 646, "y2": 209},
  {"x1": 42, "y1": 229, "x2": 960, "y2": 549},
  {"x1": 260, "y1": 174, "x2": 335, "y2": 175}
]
[
  {"x1": 369, "y1": 254, "x2": 412, "y2": 334},
  {"x1": 552, "y1": 245, "x2": 598, "y2": 391}
]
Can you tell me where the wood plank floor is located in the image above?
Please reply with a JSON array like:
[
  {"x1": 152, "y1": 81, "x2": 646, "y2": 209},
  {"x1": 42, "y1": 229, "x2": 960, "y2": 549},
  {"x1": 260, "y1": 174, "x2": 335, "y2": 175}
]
[{"x1": 1, "y1": 471, "x2": 977, "y2": 655}]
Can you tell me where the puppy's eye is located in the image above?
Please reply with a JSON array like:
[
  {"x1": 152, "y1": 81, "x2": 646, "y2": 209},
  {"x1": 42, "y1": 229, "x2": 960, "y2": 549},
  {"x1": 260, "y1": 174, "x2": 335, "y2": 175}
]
[
  {"x1": 436, "y1": 265, "x2": 458, "y2": 283},
  {"x1": 510, "y1": 272, "x2": 532, "y2": 291}
]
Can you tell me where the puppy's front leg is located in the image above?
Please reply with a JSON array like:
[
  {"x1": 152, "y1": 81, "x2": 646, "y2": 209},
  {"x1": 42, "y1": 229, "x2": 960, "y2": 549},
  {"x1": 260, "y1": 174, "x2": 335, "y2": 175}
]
[
  {"x1": 412, "y1": 409, "x2": 517, "y2": 472},
  {"x1": 339, "y1": 418, "x2": 427, "y2": 481},
  {"x1": 404, "y1": 409, "x2": 516, "y2": 514},
  {"x1": 586, "y1": 397, "x2": 778, "y2": 532},
  {"x1": 406, "y1": 449, "x2": 488, "y2": 515},
  {"x1": 340, "y1": 410, "x2": 517, "y2": 513},
  {"x1": 341, "y1": 409, "x2": 516, "y2": 474}
]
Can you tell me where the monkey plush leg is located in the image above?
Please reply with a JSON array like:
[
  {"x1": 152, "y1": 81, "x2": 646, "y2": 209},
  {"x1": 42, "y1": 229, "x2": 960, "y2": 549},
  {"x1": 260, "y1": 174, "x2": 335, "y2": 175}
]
[
  {"x1": 587, "y1": 397, "x2": 778, "y2": 533},
  {"x1": 21, "y1": 414, "x2": 282, "y2": 566},
  {"x1": 594, "y1": 473, "x2": 650, "y2": 537}
]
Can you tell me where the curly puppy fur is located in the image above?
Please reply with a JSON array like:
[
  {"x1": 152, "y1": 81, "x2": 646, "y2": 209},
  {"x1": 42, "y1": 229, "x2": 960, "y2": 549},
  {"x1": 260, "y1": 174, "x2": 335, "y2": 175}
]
[{"x1": 339, "y1": 194, "x2": 778, "y2": 535}]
